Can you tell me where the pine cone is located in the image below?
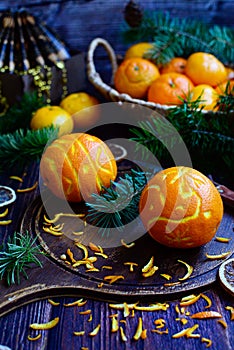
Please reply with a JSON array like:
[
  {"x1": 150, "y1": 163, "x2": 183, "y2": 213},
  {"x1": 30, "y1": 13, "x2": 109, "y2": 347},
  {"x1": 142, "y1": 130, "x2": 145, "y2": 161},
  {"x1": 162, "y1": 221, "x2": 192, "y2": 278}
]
[{"x1": 124, "y1": 0, "x2": 143, "y2": 28}]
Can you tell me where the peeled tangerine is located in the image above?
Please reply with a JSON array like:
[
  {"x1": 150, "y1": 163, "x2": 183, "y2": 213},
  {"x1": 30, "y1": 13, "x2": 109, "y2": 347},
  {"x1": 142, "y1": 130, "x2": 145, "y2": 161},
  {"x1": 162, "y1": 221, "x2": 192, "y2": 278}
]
[
  {"x1": 139, "y1": 166, "x2": 223, "y2": 248},
  {"x1": 40, "y1": 133, "x2": 117, "y2": 202}
]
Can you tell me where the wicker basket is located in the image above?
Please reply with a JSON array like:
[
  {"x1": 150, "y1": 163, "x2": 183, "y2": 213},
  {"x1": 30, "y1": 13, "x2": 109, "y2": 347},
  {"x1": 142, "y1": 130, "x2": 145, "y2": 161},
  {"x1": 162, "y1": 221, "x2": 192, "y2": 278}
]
[
  {"x1": 87, "y1": 38, "x2": 234, "y2": 119},
  {"x1": 87, "y1": 37, "x2": 176, "y2": 115}
]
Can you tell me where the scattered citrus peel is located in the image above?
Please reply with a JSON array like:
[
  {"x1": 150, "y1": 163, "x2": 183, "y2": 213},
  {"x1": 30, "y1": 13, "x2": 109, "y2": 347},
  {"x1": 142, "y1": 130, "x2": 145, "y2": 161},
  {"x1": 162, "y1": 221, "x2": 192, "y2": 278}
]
[
  {"x1": 178, "y1": 259, "x2": 193, "y2": 281},
  {"x1": 29, "y1": 317, "x2": 59, "y2": 330}
]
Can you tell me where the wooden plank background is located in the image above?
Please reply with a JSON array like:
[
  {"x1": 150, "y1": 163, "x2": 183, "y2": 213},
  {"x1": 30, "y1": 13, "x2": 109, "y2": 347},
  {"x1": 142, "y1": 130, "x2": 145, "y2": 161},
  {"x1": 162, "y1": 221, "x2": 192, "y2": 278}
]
[{"x1": 1, "y1": 0, "x2": 234, "y2": 56}]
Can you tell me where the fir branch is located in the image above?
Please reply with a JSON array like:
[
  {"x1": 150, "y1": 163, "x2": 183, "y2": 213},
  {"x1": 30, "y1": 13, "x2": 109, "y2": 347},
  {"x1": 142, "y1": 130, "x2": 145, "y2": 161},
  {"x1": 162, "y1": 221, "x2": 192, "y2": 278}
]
[
  {"x1": 215, "y1": 81, "x2": 234, "y2": 113},
  {"x1": 86, "y1": 169, "x2": 148, "y2": 236},
  {"x1": 123, "y1": 11, "x2": 234, "y2": 66},
  {"x1": 0, "y1": 232, "x2": 44, "y2": 286},
  {"x1": 0, "y1": 92, "x2": 45, "y2": 134},
  {"x1": 130, "y1": 97, "x2": 234, "y2": 168},
  {"x1": 0, "y1": 126, "x2": 59, "y2": 172}
]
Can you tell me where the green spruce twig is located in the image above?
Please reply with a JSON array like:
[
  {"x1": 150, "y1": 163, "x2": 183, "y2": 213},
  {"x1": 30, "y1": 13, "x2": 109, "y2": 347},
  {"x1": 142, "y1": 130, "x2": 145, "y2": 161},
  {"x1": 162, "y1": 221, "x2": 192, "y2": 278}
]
[
  {"x1": 123, "y1": 11, "x2": 234, "y2": 66},
  {"x1": 86, "y1": 169, "x2": 148, "y2": 236},
  {"x1": 0, "y1": 232, "x2": 44, "y2": 286},
  {"x1": 0, "y1": 92, "x2": 45, "y2": 134},
  {"x1": 0, "y1": 126, "x2": 59, "y2": 172}
]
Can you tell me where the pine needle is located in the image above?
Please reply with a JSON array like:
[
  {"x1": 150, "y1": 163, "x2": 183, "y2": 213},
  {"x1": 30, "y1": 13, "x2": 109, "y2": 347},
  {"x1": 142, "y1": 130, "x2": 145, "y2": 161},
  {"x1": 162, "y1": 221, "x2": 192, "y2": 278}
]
[
  {"x1": 86, "y1": 169, "x2": 148, "y2": 236},
  {"x1": 0, "y1": 126, "x2": 59, "y2": 172},
  {"x1": 123, "y1": 11, "x2": 234, "y2": 66},
  {"x1": 0, "y1": 232, "x2": 44, "y2": 285}
]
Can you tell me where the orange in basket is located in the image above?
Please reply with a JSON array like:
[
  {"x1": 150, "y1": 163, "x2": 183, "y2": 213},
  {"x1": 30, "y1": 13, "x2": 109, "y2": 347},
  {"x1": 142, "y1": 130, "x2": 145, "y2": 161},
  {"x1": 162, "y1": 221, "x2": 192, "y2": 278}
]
[
  {"x1": 185, "y1": 52, "x2": 227, "y2": 87},
  {"x1": 114, "y1": 57, "x2": 160, "y2": 99},
  {"x1": 139, "y1": 166, "x2": 223, "y2": 248},
  {"x1": 160, "y1": 57, "x2": 187, "y2": 74},
  {"x1": 190, "y1": 84, "x2": 218, "y2": 111},
  {"x1": 147, "y1": 72, "x2": 194, "y2": 105},
  {"x1": 40, "y1": 133, "x2": 117, "y2": 202},
  {"x1": 124, "y1": 42, "x2": 154, "y2": 59}
]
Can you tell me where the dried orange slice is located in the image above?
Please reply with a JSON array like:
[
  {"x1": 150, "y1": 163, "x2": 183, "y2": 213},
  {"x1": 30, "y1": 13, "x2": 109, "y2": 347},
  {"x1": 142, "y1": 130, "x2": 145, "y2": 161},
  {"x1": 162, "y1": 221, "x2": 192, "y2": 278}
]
[{"x1": 218, "y1": 258, "x2": 234, "y2": 296}]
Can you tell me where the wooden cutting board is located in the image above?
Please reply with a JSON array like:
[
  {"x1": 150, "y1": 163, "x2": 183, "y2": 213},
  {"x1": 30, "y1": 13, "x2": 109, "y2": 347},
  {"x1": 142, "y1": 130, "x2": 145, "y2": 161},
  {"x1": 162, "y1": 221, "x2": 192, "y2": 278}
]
[{"x1": 0, "y1": 186, "x2": 233, "y2": 317}]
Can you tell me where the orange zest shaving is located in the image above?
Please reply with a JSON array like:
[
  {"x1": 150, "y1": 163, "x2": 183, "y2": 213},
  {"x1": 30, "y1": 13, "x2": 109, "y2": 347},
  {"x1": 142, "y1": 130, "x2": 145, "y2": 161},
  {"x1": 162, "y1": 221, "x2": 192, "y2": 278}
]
[
  {"x1": 225, "y1": 306, "x2": 234, "y2": 320},
  {"x1": 66, "y1": 248, "x2": 76, "y2": 263},
  {"x1": 142, "y1": 265, "x2": 158, "y2": 278},
  {"x1": 152, "y1": 328, "x2": 169, "y2": 335},
  {"x1": 217, "y1": 319, "x2": 227, "y2": 328},
  {"x1": 124, "y1": 262, "x2": 138, "y2": 272},
  {"x1": 121, "y1": 239, "x2": 135, "y2": 248},
  {"x1": 111, "y1": 316, "x2": 119, "y2": 332},
  {"x1": 44, "y1": 212, "x2": 84, "y2": 224},
  {"x1": 123, "y1": 302, "x2": 130, "y2": 317},
  {"x1": 42, "y1": 226, "x2": 63, "y2": 236},
  {"x1": 172, "y1": 324, "x2": 200, "y2": 338},
  {"x1": 142, "y1": 256, "x2": 154, "y2": 273},
  {"x1": 63, "y1": 298, "x2": 86, "y2": 307},
  {"x1": 27, "y1": 333, "x2": 42, "y2": 341},
  {"x1": 180, "y1": 294, "x2": 201, "y2": 307},
  {"x1": 79, "y1": 310, "x2": 91, "y2": 315},
  {"x1": 9, "y1": 175, "x2": 23, "y2": 182},
  {"x1": 95, "y1": 252, "x2": 108, "y2": 259},
  {"x1": 0, "y1": 208, "x2": 8, "y2": 217},
  {"x1": 134, "y1": 303, "x2": 169, "y2": 311},
  {"x1": 48, "y1": 299, "x2": 60, "y2": 306},
  {"x1": 17, "y1": 181, "x2": 38, "y2": 193},
  {"x1": 120, "y1": 326, "x2": 127, "y2": 342},
  {"x1": 29, "y1": 317, "x2": 59, "y2": 330},
  {"x1": 160, "y1": 273, "x2": 172, "y2": 280},
  {"x1": 74, "y1": 242, "x2": 89, "y2": 259},
  {"x1": 215, "y1": 236, "x2": 231, "y2": 243},
  {"x1": 89, "y1": 242, "x2": 101, "y2": 252},
  {"x1": 133, "y1": 317, "x2": 143, "y2": 341},
  {"x1": 73, "y1": 331, "x2": 85, "y2": 336},
  {"x1": 178, "y1": 260, "x2": 193, "y2": 281},
  {"x1": 102, "y1": 265, "x2": 112, "y2": 270},
  {"x1": 205, "y1": 251, "x2": 231, "y2": 259},
  {"x1": 191, "y1": 311, "x2": 222, "y2": 319},
  {"x1": 104, "y1": 275, "x2": 124, "y2": 284},
  {"x1": 89, "y1": 324, "x2": 101, "y2": 336},
  {"x1": 200, "y1": 293, "x2": 212, "y2": 308},
  {"x1": 141, "y1": 329, "x2": 147, "y2": 339},
  {"x1": 0, "y1": 219, "x2": 12, "y2": 225},
  {"x1": 154, "y1": 318, "x2": 166, "y2": 329},
  {"x1": 164, "y1": 281, "x2": 181, "y2": 287},
  {"x1": 201, "y1": 337, "x2": 212, "y2": 347}
]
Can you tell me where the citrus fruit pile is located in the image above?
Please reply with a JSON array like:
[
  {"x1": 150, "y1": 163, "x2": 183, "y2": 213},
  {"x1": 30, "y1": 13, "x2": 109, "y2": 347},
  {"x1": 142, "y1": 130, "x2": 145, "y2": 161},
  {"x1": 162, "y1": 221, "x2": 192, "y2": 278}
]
[
  {"x1": 30, "y1": 92, "x2": 99, "y2": 135},
  {"x1": 114, "y1": 42, "x2": 234, "y2": 111},
  {"x1": 139, "y1": 166, "x2": 223, "y2": 249}
]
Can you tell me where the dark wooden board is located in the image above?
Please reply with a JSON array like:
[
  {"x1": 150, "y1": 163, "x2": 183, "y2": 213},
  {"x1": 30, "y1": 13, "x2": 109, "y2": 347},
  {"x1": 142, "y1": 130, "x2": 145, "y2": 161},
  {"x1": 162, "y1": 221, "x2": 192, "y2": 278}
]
[{"x1": 0, "y1": 185, "x2": 233, "y2": 317}]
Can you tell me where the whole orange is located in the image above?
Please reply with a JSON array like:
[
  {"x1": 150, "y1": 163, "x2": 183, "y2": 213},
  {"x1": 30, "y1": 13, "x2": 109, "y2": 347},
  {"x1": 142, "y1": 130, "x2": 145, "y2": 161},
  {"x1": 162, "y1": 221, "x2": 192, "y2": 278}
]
[
  {"x1": 40, "y1": 133, "x2": 117, "y2": 202},
  {"x1": 114, "y1": 57, "x2": 160, "y2": 99},
  {"x1": 190, "y1": 84, "x2": 218, "y2": 111},
  {"x1": 160, "y1": 57, "x2": 187, "y2": 74},
  {"x1": 124, "y1": 42, "x2": 154, "y2": 60},
  {"x1": 30, "y1": 106, "x2": 73, "y2": 136},
  {"x1": 185, "y1": 52, "x2": 227, "y2": 87},
  {"x1": 60, "y1": 92, "x2": 99, "y2": 130},
  {"x1": 147, "y1": 73, "x2": 194, "y2": 105},
  {"x1": 215, "y1": 80, "x2": 234, "y2": 95},
  {"x1": 139, "y1": 166, "x2": 223, "y2": 249}
]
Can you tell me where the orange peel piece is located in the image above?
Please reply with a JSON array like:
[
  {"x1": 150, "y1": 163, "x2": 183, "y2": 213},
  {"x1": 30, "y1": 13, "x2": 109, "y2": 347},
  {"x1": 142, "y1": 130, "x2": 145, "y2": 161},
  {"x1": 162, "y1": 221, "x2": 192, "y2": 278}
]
[
  {"x1": 191, "y1": 311, "x2": 222, "y2": 319},
  {"x1": 178, "y1": 259, "x2": 193, "y2": 281},
  {"x1": 29, "y1": 317, "x2": 59, "y2": 330},
  {"x1": 133, "y1": 317, "x2": 143, "y2": 341},
  {"x1": 205, "y1": 251, "x2": 231, "y2": 260},
  {"x1": 27, "y1": 333, "x2": 42, "y2": 341}
]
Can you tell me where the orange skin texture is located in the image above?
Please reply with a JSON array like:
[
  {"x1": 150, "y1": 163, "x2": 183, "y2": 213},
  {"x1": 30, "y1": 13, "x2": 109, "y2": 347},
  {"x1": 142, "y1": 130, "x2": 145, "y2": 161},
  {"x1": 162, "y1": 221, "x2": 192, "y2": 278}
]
[
  {"x1": 147, "y1": 73, "x2": 194, "y2": 105},
  {"x1": 190, "y1": 84, "x2": 218, "y2": 111},
  {"x1": 185, "y1": 52, "x2": 227, "y2": 87},
  {"x1": 114, "y1": 57, "x2": 160, "y2": 99},
  {"x1": 139, "y1": 166, "x2": 223, "y2": 249},
  {"x1": 40, "y1": 133, "x2": 117, "y2": 202},
  {"x1": 160, "y1": 57, "x2": 187, "y2": 74}
]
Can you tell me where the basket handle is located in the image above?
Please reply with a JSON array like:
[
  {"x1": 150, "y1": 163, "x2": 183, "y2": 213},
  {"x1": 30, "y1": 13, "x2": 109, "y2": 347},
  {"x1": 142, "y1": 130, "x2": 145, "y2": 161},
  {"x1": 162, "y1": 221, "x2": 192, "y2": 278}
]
[{"x1": 87, "y1": 38, "x2": 121, "y2": 101}]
